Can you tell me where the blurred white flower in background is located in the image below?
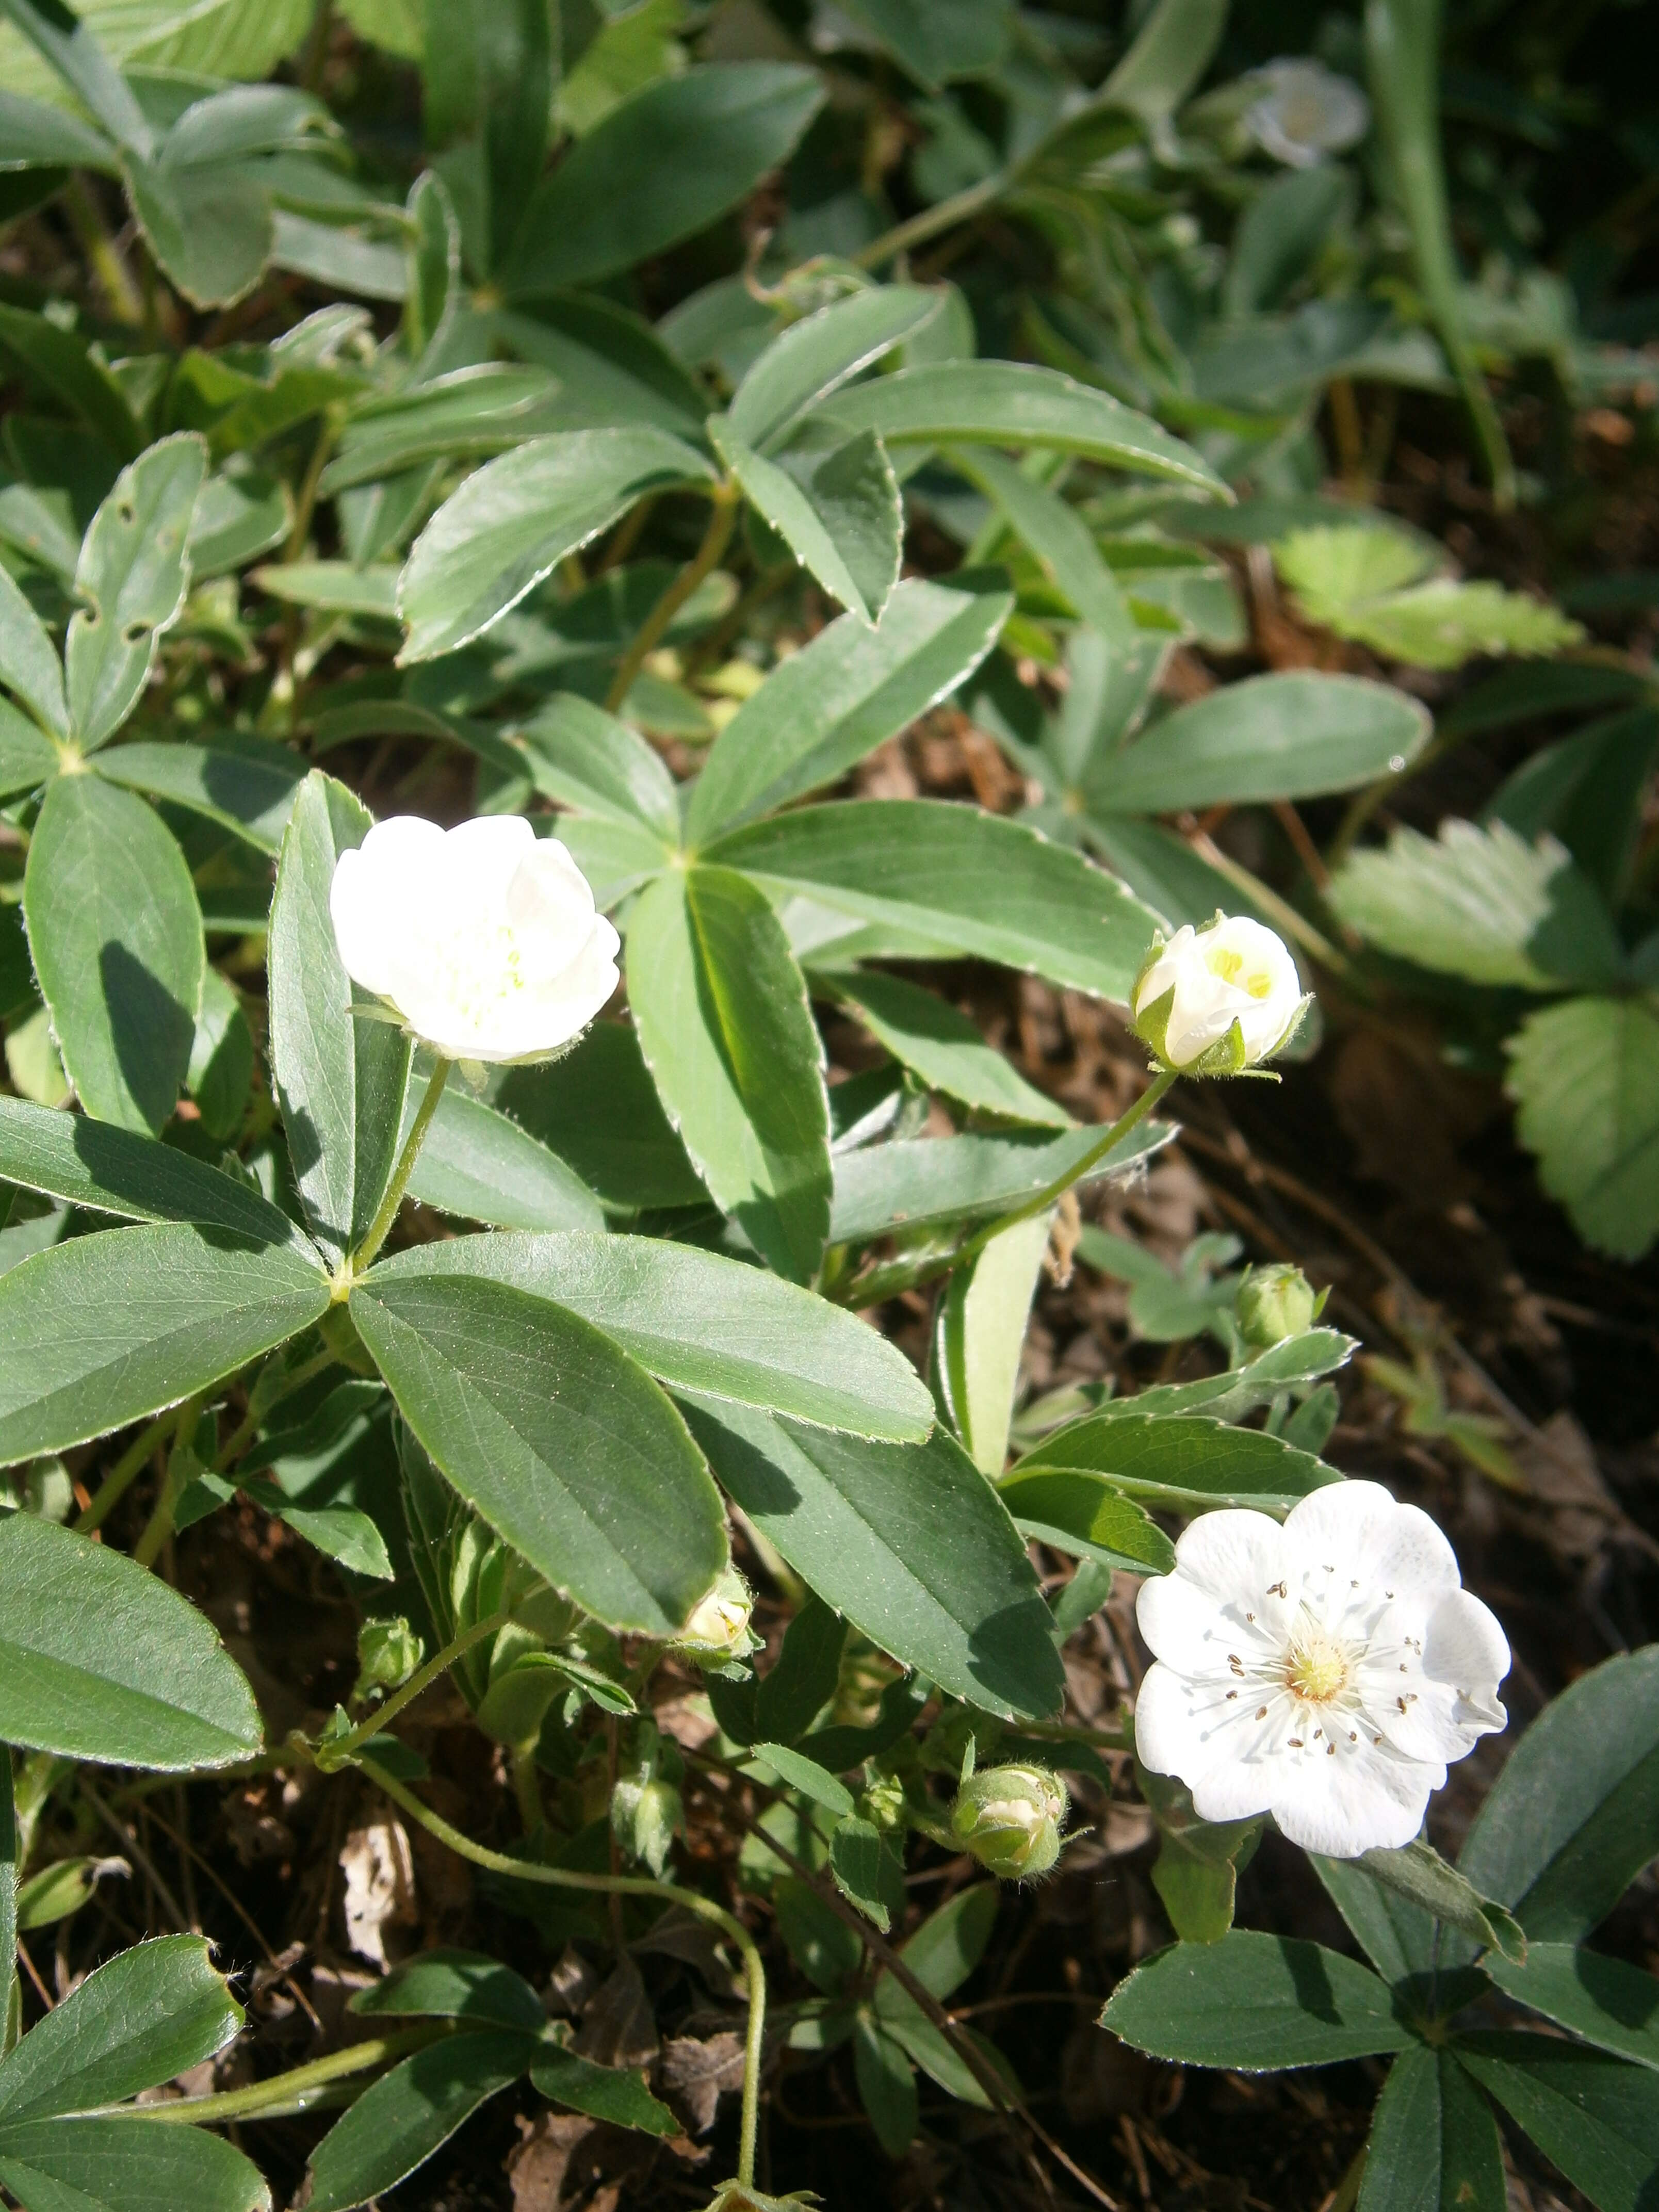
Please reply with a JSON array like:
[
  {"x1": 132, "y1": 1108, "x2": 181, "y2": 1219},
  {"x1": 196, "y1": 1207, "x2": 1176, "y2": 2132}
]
[
  {"x1": 330, "y1": 815, "x2": 619, "y2": 1065},
  {"x1": 1134, "y1": 1480, "x2": 1510, "y2": 1858},
  {"x1": 1244, "y1": 58, "x2": 1370, "y2": 167},
  {"x1": 1132, "y1": 913, "x2": 1308, "y2": 1074}
]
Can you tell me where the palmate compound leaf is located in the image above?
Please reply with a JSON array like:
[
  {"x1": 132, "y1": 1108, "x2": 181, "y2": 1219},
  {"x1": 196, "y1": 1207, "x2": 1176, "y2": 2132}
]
[
  {"x1": 348, "y1": 1261, "x2": 729, "y2": 1635},
  {"x1": 356, "y1": 1231, "x2": 934, "y2": 1442},
  {"x1": 0, "y1": 1219, "x2": 330, "y2": 1467},
  {"x1": 1505, "y1": 996, "x2": 1659, "y2": 1262},
  {"x1": 1331, "y1": 819, "x2": 1625, "y2": 992},
  {"x1": 1100, "y1": 1930, "x2": 1412, "y2": 2069},
  {"x1": 0, "y1": 1515, "x2": 263, "y2": 1768}
]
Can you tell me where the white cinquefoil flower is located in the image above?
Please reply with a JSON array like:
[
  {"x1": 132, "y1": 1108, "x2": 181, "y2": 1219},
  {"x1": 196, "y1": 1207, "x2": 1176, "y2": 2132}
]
[
  {"x1": 1132, "y1": 913, "x2": 1307, "y2": 1074},
  {"x1": 1244, "y1": 58, "x2": 1370, "y2": 168},
  {"x1": 1135, "y1": 1480, "x2": 1509, "y2": 1857},
  {"x1": 330, "y1": 815, "x2": 619, "y2": 1064}
]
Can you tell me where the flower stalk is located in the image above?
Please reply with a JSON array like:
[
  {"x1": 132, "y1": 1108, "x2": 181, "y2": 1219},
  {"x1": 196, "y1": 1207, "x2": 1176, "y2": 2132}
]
[{"x1": 347, "y1": 1055, "x2": 452, "y2": 1279}]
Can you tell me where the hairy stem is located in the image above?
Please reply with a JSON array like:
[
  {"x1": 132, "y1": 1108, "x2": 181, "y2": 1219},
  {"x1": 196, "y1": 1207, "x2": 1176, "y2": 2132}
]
[
  {"x1": 348, "y1": 1058, "x2": 452, "y2": 1278},
  {"x1": 604, "y1": 483, "x2": 740, "y2": 715},
  {"x1": 843, "y1": 1068, "x2": 1180, "y2": 1306},
  {"x1": 75, "y1": 1414, "x2": 171, "y2": 1534},
  {"x1": 131, "y1": 1397, "x2": 205, "y2": 1571},
  {"x1": 99, "y1": 2024, "x2": 454, "y2": 2125},
  {"x1": 358, "y1": 1755, "x2": 767, "y2": 2189},
  {"x1": 318, "y1": 1611, "x2": 511, "y2": 1770},
  {"x1": 854, "y1": 171, "x2": 1008, "y2": 271}
]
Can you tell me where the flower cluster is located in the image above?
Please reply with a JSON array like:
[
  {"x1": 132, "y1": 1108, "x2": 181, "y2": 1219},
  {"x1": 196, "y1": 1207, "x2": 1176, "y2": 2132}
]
[{"x1": 1134, "y1": 1480, "x2": 1509, "y2": 1857}]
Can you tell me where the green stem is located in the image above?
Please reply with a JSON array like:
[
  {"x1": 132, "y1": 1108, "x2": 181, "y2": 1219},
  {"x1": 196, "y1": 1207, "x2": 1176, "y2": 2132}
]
[
  {"x1": 512, "y1": 1738, "x2": 544, "y2": 1834},
  {"x1": 347, "y1": 1059, "x2": 452, "y2": 1278},
  {"x1": 75, "y1": 1415, "x2": 171, "y2": 1534},
  {"x1": 319, "y1": 1611, "x2": 510, "y2": 1770},
  {"x1": 99, "y1": 2024, "x2": 454, "y2": 2125},
  {"x1": 1364, "y1": 0, "x2": 1515, "y2": 509},
  {"x1": 359, "y1": 1755, "x2": 767, "y2": 2190},
  {"x1": 854, "y1": 171, "x2": 1008, "y2": 271},
  {"x1": 953, "y1": 1066, "x2": 1178, "y2": 1269},
  {"x1": 132, "y1": 1396, "x2": 205, "y2": 1571},
  {"x1": 285, "y1": 405, "x2": 345, "y2": 563},
  {"x1": 62, "y1": 178, "x2": 143, "y2": 327},
  {"x1": 604, "y1": 483, "x2": 740, "y2": 715},
  {"x1": 858, "y1": 1068, "x2": 1180, "y2": 1304}
]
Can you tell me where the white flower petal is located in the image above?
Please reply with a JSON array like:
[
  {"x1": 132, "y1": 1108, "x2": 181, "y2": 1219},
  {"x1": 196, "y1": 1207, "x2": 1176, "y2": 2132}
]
[
  {"x1": 1135, "y1": 1663, "x2": 1274, "y2": 1820},
  {"x1": 1271, "y1": 1736, "x2": 1434, "y2": 1857},
  {"x1": 1284, "y1": 1480, "x2": 1459, "y2": 1607},
  {"x1": 330, "y1": 817, "x2": 446, "y2": 996}
]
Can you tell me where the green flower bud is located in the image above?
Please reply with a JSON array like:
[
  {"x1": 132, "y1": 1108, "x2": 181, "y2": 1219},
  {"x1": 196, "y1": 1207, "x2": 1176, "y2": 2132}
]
[
  {"x1": 950, "y1": 1764, "x2": 1068, "y2": 1878},
  {"x1": 859, "y1": 1774, "x2": 906, "y2": 1832},
  {"x1": 612, "y1": 1775, "x2": 682, "y2": 1877},
  {"x1": 352, "y1": 1617, "x2": 424, "y2": 1704},
  {"x1": 672, "y1": 1565, "x2": 755, "y2": 1664},
  {"x1": 1235, "y1": 1262, "x2": 1322, "y2": 1347}
]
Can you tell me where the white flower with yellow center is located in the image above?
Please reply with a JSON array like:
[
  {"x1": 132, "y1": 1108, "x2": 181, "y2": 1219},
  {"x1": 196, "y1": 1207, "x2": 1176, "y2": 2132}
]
[
  {"x1": 330, "y1": 816, "x2": 619, "y2": 1065},
  {"x1": 1134, "y1": 1480, "x2": 1509, "y2": 1858},
  {"x1": 1244, "y1": 58, "x2": 1370, "y2": 168},
  {"x1": 1132, "y1": 914, "x2": 1307, "y2": 1074}
]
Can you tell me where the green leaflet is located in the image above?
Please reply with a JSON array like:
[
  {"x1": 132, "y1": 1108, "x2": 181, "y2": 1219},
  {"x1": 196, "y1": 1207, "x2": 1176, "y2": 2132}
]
[
  {"x1": 0, "y1": 1219, "x2": 330, "y2": 1464},
  {"x1": 1505, "y1": 997, "x2": 1659, "y2": 1262},
  {"x1": 397, "y1": 426, "x2": 713, "y2": 661},
  {"x1": 0, "y1": 1518, "x2": 263, "y2": 1769},
  {"x1": 23, "y1": 774, "x2": 205, "y2": 1135},
  {"x1": 361, "y1": 1229, "x2": 934, "y2": 1441},
  {"x1": 626, "y1": 866, "x2": 831, "y2": 1283},
  {"x1": 266, "y1": 773, "x2": 411, "y2": 1269},
  {"x1": 349, "y1": 1264, "x2": 728, "y2": 1635},
  {"x1": 682, "y1": 1400, "x2": 1065, "y2": 1721},
  {"x1": 66, "y1": 434, "x2": 206, "y2": 751},
  {"x1": 1101, "y1": 1931, "x2": 1412, "y2": 2069}
]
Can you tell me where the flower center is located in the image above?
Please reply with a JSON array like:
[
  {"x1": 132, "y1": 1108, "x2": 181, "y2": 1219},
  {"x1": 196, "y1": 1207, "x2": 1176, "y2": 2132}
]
[
  {"x1": 1205, "y1": 946, "x2": 1274, "y2": 999},
  {"x1": 1283, "y1": 1622, "x2": 1353, "y2": 1705}
]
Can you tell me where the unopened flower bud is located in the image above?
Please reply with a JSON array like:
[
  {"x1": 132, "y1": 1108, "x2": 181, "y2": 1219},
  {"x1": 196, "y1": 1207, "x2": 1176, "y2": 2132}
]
[
  {"x1": 1132, "y1": 915, "x2": 1308, "y2": 1076},
  {"x1": 1235, "y1": 1263, "x2": 1321, "y2": 1347},
  {"x1": 950, "y1": 1765, "x2": 1068, "y2": 1878},
  {"x1": 673, "y1": 1566, "x2": 755, "y2": 1664},
  {"x1": 353, "y1": 1617, "x2": 424, "y2": 1704}
]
